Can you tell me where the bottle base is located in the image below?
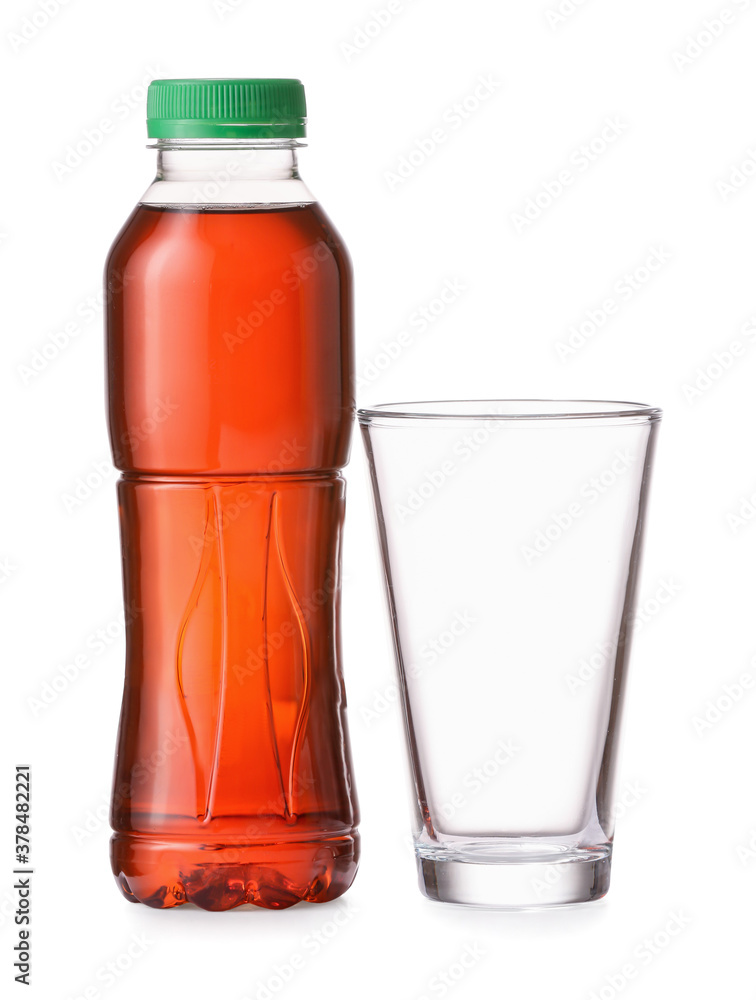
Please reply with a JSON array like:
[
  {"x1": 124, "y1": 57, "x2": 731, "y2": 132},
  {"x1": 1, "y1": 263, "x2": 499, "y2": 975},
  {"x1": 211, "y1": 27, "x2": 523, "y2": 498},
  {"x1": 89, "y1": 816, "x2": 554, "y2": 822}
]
[{"x1": 111, "y1": 832, "x2": 359, "y2": 910}]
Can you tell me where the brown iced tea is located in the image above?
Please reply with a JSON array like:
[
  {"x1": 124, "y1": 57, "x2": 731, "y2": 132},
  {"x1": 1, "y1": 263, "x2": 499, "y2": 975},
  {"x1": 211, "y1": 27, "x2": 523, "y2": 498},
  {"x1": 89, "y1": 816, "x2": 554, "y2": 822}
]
[{"x1": 106, "y1": 203, "x2": 359, "y2": 910}]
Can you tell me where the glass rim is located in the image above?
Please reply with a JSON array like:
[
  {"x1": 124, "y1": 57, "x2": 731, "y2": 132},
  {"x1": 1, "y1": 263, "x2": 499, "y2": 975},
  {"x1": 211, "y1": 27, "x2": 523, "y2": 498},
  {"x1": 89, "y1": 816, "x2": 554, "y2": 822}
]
[{"x1": 357, "y1": 399, "x2": 662, "y2": 423}]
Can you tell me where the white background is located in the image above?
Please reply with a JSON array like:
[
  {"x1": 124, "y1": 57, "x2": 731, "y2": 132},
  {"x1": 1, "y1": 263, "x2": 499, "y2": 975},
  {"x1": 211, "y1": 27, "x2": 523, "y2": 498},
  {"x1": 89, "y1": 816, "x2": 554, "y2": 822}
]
[{"x1": 2, "y1": 0, "x2": 755, "y2": 997}]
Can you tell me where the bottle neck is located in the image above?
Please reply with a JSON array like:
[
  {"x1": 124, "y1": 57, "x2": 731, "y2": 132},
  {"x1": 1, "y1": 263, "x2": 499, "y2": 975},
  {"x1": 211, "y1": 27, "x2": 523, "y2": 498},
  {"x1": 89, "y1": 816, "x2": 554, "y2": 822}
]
[{"x1": 140, "y1": 138, "x2": 315, "y2": 207}]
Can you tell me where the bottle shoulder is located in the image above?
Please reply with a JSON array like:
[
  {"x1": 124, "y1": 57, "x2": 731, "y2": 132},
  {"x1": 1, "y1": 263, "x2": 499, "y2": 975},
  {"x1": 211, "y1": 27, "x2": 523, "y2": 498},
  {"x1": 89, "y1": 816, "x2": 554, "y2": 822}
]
[
  {"x1": 105, "y1": 202, "x2": 351, "y2": 285},
  {"x1": 140, "y1": 175, "x2": 316, "y2": 207}
]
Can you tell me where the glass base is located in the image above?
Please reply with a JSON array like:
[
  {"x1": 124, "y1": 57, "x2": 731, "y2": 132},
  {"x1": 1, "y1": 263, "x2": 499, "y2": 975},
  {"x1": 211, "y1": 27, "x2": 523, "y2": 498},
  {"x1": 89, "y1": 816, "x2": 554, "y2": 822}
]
[{"x1": 416, "y1": 845, "x2": 611, "y2": 909}]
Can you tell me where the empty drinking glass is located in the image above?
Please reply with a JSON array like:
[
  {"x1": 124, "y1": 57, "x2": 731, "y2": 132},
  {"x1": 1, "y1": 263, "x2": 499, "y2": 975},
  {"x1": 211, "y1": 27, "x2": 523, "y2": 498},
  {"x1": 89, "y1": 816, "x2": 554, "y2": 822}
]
[{"x1": 359, "y1": 400, "x2": 661, "y2": 907}]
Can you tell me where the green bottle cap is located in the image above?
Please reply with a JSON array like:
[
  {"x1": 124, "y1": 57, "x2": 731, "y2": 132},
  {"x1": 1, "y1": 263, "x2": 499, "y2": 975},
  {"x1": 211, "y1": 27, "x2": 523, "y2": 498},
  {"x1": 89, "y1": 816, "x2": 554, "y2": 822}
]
[{"x1": 146, "y1": 78, "x2": 307, "y2": 139}]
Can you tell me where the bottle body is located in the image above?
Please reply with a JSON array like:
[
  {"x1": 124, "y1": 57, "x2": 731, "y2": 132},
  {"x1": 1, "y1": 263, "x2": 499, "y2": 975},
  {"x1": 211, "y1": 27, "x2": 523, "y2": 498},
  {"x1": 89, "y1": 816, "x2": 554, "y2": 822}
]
[{"x1": 106, "y1": 194, "x2": 358, "y2": 909}]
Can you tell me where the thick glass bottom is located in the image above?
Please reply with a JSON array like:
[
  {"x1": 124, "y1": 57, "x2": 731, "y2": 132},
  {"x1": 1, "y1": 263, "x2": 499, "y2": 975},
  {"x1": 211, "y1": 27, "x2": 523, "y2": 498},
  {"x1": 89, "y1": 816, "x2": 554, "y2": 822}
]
[
  {"x1": 111, "y1": 832, "x2": 359, "y2": 910},
  {"x1": 416, "y1": 844, "x2": 611, "y2": 909}
]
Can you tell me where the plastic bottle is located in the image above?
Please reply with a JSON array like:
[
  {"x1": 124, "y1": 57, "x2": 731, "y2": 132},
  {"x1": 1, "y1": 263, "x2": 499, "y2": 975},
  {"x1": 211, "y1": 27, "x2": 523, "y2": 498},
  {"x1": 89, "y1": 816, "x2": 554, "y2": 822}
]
[{"x1": 105, "y1": 78, "x2": 359, "y2": 910}]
